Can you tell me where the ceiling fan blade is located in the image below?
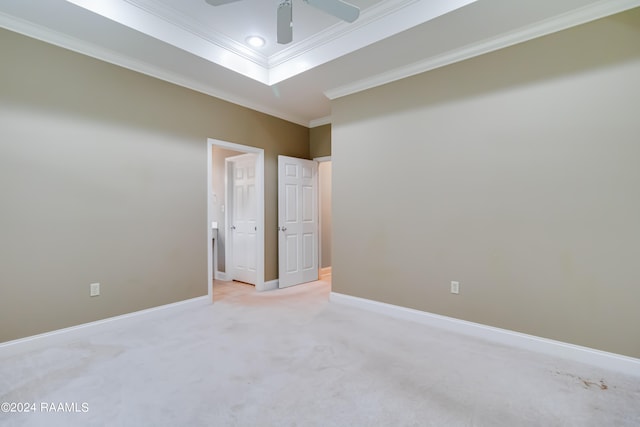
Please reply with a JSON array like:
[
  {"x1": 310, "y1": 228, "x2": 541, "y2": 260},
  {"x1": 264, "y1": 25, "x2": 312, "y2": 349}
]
[
  {"x1": 204, "y1": 0, "x2": 241, "y2": 6},
  {"x1": 304, "y1": 0, "x2": 360, "y2": 23},
  {"x1": 277, "y1": 1, "x2": 293, "y2": 44}
]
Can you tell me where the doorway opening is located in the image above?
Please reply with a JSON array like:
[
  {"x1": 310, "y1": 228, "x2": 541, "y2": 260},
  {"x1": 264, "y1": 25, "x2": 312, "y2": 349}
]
[
  {"x1": 316, "y1": 156, "x2": 332, "y2": 280},
  {"x1": 207, "y1": 139, "x2": 265, "y2": 299}
]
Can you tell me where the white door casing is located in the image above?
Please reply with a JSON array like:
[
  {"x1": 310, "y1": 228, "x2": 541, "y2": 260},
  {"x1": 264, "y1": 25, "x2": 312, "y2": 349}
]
[
  {"x1": 207, "y1": 138, "x2": 264, "y2": 298},
  {"x1": 278, "y1": 155, "x2": 318, "y2": 288},
  {"x1": 227, "y1": 154, "x2": 258, "y2": 285}
]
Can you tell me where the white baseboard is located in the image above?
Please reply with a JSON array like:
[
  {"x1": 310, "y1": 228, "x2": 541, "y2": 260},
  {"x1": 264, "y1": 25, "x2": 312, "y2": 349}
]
[
  {"x1": 0, "y1": 296, "x2": 210, "y2": 359},
  {"x1": 263, "y1": 279, "x2": 279, "y2": 291},
  {"x1": 330, "y1": 292, "x2": 640, "y2": 377},
  {"x1": 319, "y1": 267, "x2": 332, "y2": 277},
  {"x1": 214, "y1": 271, "x2": 229, "y2": 281}
]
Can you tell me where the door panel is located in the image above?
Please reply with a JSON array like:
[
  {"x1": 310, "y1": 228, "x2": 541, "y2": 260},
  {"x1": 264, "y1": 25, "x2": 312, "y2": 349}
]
[
  {"x1": 286, "y1": 234, "x2": 298, "y2": 273},
  {"x1": 303, "y1": 185, "x2": 313, "y2": 221},
  {"x1": 286, "y1": 184, "x2": 297, "y2": 221},
  {"x1": 303, "y1": 233, "x2": 314, "y2": 269},
  {"x1": 278, "y1": 155, "x2": 318, "y2": 288}
]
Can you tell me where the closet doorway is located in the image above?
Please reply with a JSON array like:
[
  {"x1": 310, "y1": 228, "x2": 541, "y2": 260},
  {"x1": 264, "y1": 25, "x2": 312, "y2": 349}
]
[{"x1": 207, "y1": 139, "x2": 265, "y2": 298}]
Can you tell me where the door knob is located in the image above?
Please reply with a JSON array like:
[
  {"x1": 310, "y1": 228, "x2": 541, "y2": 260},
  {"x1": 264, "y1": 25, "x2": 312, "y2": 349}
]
[
  {"x1": 279, "y1": 226, "x2": 287, "y2": 232},
  {"x1": 230, "y1": 225, "x2": 236, "y2": 230}
]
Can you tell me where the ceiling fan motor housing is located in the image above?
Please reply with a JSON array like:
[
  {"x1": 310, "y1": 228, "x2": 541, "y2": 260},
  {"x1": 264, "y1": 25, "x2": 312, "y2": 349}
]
[
  {"x1": 205, "y1": 0, "x2": 359, "y2": 45},
  {"x1": 277, "y1": 1, "x2": 293, "y2": 44}
]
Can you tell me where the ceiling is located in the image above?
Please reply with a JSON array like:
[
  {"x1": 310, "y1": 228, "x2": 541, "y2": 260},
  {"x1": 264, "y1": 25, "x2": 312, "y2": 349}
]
[{"x1": 1, "y1": 0, "x2": 638, "y2": 126}]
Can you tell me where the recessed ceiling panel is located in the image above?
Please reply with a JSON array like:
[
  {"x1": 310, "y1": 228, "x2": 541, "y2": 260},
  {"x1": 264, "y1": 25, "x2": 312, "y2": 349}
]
[{"x1": 64, "y1": 0, "x2": 477, "y2": 84}]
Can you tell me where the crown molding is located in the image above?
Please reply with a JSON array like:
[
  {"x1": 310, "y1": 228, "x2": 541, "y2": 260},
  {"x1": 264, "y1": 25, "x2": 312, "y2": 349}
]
[
  {"x1": 125, "y1": 0, "x2": 269, "y2": 67},
  {"x1": 309, "y1": 116, "x2": 332, "y2": 127},
  {"x1": 267, "y1": 0, "x2": 476, "y2": 85},
  {"x1": 269, "y1": 0, "x2": 417, "y2": 68},
  {"x1": 65, "y1": 0, "x2": 476, "y2": 86},
  {"x1": 66, "y1": 0, "x2": 270, "y2": 83},
  {"x1": 0, "y1": 11, "x2": 309, "y2": 127},
  {"x1": 325, "y1": 0, "x2": 640, "y2": 100}
]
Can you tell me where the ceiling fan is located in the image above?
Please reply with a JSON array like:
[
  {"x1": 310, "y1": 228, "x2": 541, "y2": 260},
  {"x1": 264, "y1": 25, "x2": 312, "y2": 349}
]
[{"x1": 205, "y1": 0, "x2": 360, "y2": 45}]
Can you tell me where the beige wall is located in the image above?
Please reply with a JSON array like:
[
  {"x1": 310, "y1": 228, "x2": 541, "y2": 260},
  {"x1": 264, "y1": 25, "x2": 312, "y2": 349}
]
[
  {"x1": 0, "y1": 28, "x2": 309, "y2": 343},
  {"x1": 310, "y1": 124, "x2": 331, "y2": 158},
  {"x1": 331, "y1": 9, "x2": 640, "y2": 358}
]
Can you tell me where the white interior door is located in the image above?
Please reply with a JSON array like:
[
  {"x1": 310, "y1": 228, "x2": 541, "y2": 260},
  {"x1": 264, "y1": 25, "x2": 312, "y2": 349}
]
[
  {"x1": 278, "y1": 155, "x2": 318, "y2": 288},
  {"x1": 229, "y1": 154, "x2": 257, "y2": 285}
]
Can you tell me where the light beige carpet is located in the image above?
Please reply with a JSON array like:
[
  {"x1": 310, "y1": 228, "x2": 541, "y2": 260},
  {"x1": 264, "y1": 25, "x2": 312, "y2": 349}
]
[{"x1": 1, "y1": 278, "x2": 639, "y2": 426}]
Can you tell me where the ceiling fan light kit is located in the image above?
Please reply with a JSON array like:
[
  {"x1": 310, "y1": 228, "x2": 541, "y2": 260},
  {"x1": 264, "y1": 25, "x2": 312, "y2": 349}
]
[{"x1": 205, "y1": 0, "x2": 360, "y2": 45}]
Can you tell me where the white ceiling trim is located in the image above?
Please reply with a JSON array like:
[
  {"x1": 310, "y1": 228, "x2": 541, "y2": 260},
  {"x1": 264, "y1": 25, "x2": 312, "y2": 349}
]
[
  {"x1": 127, "y1": 0, "x2": 268, "y2": 65},
  {"x1": 65, "y1": 0, "x2": 477, "y2": 86},
  {"x1": 268, "y1": 0, "x2": 476, "y2": 85},
  {"x1": 66, "y1": 0, "x2": 271, "y2": 83},
  {"x1": 326, "y1": 0, "x2": 640, "y2": 100},
  {"x1": 268, "y1": 0, "x2": 417, "y2": 68},
  {"x1": 0, "y1": 11, "x2": 309, "y2": 126},
  {"x1": 309, "y1": 116, "x2": 332, "y2": 127}
]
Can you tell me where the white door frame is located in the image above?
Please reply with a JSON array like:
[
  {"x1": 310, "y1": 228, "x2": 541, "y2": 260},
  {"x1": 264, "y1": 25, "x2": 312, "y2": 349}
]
[{"x1": 207, "y1": 139, "x2": 265, "y2": 298}]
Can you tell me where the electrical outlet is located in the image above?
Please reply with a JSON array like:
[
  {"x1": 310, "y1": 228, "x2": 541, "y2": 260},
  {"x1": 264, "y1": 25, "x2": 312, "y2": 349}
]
[
  {"x1": 90, "y1": 282, "x2": 100, "y2": 297},
  {"x1": 450, "y1": 281, "x2": 459, "y2": 294}
]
